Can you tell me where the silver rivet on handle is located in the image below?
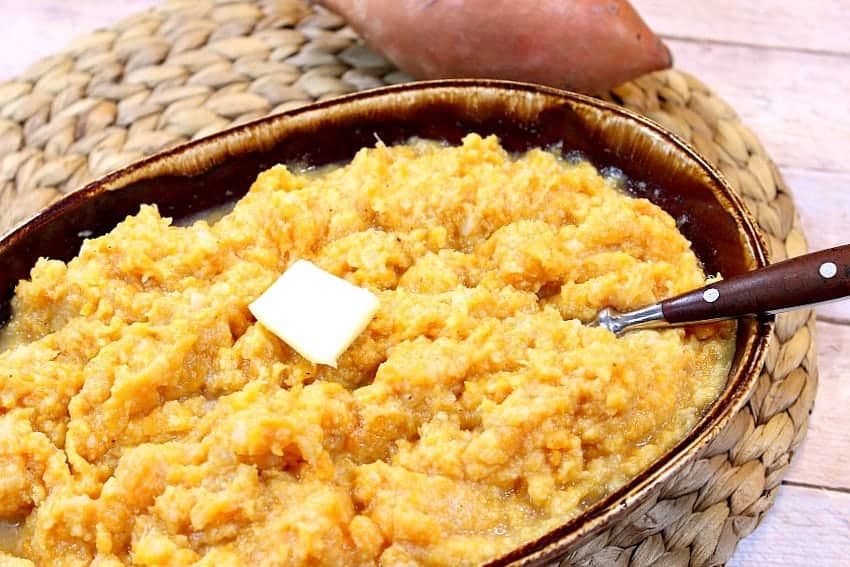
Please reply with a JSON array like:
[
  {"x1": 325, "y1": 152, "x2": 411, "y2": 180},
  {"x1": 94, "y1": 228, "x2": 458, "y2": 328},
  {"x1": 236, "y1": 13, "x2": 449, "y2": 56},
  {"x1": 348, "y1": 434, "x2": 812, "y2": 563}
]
[{"x1": 819, "y1": 262, "x2": 837, "y2": 279}]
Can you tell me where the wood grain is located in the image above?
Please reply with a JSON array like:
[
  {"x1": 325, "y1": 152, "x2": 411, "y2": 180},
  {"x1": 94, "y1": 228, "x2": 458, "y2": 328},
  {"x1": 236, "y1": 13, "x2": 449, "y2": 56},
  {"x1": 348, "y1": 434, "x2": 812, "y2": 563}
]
[
  {"x1": 785, "y1": 321, "x2": 850, "y2": 490},
  {"x1": 728, "y1": 485, "x2": 850, "y2": 567},
  {"x1": 663, "y1": 39, "x2": 850, "y2": 174},
  {"x1": 635, "y1": 0, "x2": 850, "y2": 55}
]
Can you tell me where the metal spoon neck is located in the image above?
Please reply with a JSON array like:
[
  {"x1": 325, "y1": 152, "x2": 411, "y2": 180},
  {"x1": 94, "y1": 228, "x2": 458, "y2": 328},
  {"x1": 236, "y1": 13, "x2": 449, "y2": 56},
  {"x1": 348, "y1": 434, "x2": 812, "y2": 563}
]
[{"x1": 595, "y1": 304, "x2": 666, "y2": 335}]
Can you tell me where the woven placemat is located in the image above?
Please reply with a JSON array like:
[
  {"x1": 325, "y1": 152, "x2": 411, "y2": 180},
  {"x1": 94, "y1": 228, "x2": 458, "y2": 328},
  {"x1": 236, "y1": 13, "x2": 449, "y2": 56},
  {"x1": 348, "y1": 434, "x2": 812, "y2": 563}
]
[{"x1": 0, "y1": 1, "x2": 817, "y2": 566}]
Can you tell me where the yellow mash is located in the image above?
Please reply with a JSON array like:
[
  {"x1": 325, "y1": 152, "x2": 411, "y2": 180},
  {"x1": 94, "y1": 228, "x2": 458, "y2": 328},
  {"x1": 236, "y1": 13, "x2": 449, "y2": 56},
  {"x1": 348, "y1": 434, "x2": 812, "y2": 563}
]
[{"x1": 0, "y1": 134, "x2": 733, "y2": 566}]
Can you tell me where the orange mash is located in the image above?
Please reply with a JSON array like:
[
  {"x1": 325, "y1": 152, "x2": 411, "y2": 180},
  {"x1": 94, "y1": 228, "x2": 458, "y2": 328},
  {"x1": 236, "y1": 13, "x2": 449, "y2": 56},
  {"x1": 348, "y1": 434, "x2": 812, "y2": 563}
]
[{"x1": 0, "y1": 134, "x2": 733, "y2": 566}]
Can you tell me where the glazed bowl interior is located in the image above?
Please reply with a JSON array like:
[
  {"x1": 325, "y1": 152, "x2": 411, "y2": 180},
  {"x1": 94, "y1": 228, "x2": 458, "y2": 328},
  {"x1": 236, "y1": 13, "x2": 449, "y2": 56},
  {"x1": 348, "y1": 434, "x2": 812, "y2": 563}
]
[{"x1": 0, "y1": 80, "x2": 771, "y2": 565}]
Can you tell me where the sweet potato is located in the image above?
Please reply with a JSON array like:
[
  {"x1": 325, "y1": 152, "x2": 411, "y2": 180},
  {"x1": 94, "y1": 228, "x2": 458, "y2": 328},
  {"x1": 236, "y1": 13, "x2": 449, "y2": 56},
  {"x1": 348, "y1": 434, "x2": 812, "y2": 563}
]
[{"x1": 317, "y1": 0, "x2": 672, "y2": 94}]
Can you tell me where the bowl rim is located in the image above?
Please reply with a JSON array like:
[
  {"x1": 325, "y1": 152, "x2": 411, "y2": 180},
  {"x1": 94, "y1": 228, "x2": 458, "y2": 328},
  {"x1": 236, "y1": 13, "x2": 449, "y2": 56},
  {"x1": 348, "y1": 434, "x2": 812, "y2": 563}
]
[{"x1": 0, "y1": 79, "x2": 773, "y2": 566}]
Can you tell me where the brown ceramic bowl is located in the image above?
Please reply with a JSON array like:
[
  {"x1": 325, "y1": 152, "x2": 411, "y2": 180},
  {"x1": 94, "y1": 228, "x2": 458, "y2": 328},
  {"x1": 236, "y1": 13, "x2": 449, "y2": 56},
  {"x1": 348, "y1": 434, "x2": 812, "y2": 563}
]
[{"x1": 0, "y1": 80, "x2": 771, "y2": 566}]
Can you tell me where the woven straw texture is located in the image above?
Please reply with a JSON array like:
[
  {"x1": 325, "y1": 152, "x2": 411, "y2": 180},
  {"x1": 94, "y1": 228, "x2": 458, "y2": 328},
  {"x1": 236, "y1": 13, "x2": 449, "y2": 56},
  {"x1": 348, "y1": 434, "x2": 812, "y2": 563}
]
[{"x1": 0, "y1": 1, "x2": 817, "y2": 566}]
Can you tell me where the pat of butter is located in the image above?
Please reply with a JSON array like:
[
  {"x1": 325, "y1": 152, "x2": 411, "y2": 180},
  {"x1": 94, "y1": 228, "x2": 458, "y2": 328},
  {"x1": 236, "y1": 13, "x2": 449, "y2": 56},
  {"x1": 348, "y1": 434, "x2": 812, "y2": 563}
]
[{"x1": 249, "y1": 260, "x2": 379, "y2": 368}]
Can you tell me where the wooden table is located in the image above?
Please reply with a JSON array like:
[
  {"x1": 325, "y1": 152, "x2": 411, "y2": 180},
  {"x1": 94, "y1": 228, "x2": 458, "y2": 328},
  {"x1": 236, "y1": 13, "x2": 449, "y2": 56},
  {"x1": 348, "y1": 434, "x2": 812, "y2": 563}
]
[{"x1": 1, "y1": 1, "x2": 847, "y2": 565}]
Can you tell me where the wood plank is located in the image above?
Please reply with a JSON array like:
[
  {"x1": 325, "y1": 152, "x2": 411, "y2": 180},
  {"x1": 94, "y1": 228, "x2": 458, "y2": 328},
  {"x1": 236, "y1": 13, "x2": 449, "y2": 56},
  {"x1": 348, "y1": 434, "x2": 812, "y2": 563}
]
[
  {"x1": 784, "y1": 321, "x2": 850, "y2": 490},
  {"x1": 665, "y1": 39, "x2": 850, "y2": 175},
  {"x1": 784, "y1": 167, "x2": 850, "y2": 253},
  {"x1": 729, "y1": 484, "x2": 850, "y2": 567},
  {"x1": 634, "y1": 0, "x2": 850, "y2": 55},
  {"x1": 782, "y1": 167, "x2": 850, "y2": 323}
]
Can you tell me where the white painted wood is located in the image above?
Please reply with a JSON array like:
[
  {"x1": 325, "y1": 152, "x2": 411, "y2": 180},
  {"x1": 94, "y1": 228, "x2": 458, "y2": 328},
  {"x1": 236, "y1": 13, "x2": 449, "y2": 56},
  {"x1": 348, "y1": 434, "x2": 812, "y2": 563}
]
[
  {"x1": 665, "y1": 38, "x2": 850, "y2": 174},
  {"x1": 730, "y1": 485, "x2": 850, "y2": 567},
  {"x1": 785, "y1": 321, "x2": 850, "y2": 490},
  {"x1": 784, "y1": 167, "x2": 850, "y2": 255},
  {"x1": 634, "y1": 0, "x2": 850, "y2": 55}
]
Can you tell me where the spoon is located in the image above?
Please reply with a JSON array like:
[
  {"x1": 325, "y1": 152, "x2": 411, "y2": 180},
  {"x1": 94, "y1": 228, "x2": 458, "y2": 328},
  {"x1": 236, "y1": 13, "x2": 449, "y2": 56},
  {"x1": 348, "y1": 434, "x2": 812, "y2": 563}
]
[{"x1": 595, "y1": 244, "x2": 850, "y2": 335}]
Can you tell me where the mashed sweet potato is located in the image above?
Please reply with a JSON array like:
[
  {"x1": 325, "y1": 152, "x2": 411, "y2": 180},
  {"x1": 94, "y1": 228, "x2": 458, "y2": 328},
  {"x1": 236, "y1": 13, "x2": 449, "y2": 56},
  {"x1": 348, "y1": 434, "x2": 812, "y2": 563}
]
[{"x1": 0, "y1": 134, "x2": 733, "y2": 566}]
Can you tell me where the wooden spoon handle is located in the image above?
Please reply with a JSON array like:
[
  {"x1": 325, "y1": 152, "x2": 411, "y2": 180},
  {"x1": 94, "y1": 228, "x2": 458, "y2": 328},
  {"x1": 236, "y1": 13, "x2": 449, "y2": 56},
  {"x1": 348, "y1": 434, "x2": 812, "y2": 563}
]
[{"x1": 662, "y1": 244, "x2": 850, "y2": 324}]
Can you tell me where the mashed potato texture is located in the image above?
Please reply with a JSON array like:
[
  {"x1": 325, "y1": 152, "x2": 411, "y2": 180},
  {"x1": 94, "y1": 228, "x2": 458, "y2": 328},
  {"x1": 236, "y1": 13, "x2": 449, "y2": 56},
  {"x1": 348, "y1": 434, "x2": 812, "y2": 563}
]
[{"x1": 0, "y1": 134, "x2": 733, "y2": 566}]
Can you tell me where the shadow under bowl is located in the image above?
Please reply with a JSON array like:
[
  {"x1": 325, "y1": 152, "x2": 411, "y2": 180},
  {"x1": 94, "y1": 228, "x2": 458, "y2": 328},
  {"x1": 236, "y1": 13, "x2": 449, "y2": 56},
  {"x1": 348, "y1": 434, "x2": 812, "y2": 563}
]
[{"x1": 0, "y1": 79, "x2": 772, "y2": 566}]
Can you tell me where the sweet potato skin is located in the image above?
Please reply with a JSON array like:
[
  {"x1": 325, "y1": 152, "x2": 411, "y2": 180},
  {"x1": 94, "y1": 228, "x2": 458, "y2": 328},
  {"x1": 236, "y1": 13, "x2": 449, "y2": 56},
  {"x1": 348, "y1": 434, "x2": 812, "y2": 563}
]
[{"x1": 318, "y1": 0, "x2": 672, "y2": 94}]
